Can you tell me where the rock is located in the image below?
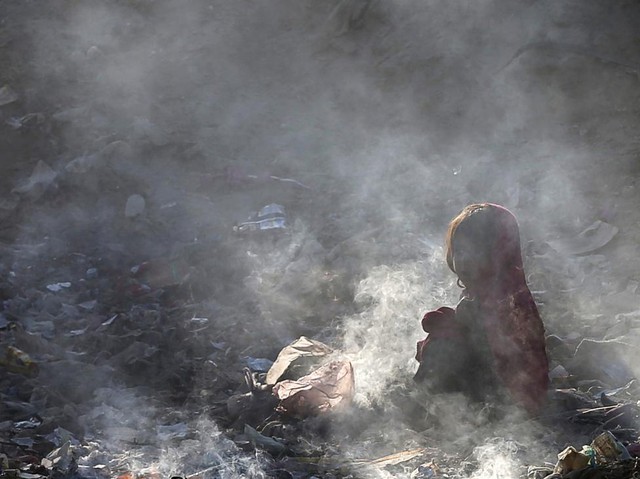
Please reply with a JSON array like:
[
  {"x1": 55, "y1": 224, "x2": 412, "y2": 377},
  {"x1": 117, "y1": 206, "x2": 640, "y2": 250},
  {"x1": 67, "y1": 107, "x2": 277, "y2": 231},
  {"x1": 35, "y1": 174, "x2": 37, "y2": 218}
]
[{"x1": 124, "y1": 194, "x2": 145, "y2": 218}]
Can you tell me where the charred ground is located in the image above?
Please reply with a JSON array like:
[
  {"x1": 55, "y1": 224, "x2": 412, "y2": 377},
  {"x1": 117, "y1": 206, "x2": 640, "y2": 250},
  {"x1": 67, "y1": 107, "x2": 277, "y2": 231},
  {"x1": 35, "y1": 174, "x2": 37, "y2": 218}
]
[{"x1": 1, "y1": 0, "x2": 640, "y2": 478}]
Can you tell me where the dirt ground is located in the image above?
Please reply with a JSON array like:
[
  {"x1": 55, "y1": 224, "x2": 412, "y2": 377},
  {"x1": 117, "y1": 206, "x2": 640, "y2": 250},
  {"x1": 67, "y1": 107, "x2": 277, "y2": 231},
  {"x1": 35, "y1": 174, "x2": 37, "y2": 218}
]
[{"x1": 1, "y1": 0, "x2": 640, "y2": 478}]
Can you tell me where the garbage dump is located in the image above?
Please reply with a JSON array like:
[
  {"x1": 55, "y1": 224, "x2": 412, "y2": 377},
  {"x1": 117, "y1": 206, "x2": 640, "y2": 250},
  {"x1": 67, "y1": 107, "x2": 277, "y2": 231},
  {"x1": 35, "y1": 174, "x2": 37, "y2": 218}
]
[{"x1": 2, "y1": 0, "x2": 640, "y2": 478}]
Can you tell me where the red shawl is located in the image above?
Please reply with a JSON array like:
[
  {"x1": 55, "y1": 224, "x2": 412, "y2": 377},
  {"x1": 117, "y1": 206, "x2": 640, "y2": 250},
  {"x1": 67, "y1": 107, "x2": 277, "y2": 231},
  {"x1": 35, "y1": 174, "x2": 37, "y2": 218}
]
[{"x1": 417, "y1": 204, "x2": 549, "y2": 414}]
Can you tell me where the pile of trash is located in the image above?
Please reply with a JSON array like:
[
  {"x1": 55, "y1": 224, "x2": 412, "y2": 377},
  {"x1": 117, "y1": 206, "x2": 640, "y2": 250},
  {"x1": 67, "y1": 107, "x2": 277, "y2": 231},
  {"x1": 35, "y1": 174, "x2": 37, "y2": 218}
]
[{"x1": 531, "y1": 431, "x2": 640, "y2": 479}]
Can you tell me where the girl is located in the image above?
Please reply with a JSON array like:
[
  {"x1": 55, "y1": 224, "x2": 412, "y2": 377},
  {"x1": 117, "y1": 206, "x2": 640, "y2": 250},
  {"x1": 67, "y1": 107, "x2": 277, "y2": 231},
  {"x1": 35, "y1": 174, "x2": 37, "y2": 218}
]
[{"x1": 414, "y1": 203, "x2": 549, "y2": 414}]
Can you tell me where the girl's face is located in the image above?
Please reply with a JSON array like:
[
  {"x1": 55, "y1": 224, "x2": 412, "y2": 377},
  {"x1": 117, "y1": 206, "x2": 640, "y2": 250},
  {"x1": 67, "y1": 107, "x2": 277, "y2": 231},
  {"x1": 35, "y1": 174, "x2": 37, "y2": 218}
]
[{"x1": 451, "y1": 232, "x2": 494, "y2": 286}]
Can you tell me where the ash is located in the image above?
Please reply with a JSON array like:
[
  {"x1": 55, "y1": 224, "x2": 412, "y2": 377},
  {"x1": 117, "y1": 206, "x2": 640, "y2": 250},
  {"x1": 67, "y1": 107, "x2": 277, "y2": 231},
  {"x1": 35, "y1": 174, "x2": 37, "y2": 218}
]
[{"x1": 1, "y1": 1, "x2": 640, "y2": 478}]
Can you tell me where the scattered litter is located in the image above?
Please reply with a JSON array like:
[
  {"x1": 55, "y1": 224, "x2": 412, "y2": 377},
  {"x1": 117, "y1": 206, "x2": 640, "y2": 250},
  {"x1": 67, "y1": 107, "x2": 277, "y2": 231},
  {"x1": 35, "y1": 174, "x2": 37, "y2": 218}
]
[
  {"x1": 591, "y1": 431, "x2": 631, "y2": 462},
  {"x1": 86, "y1": 268, "x2": 98, "y2": 279},
  {"x1": 78, "y1": 300, "x2": 97, "y2": 311},
  {"x1": 226, "y1": 368, "x2": 278, "y2": 422},
  {"x1": 234, "y1": 203, "x2": 287, "y2": 234},
  {"x1": 0, "y1": 85, "x2": 18, "y2": 106},
  {"x1": 41, "y1": 441, "x2": 75, "y2": 474},
  {"x1": 0, "y1": 346, "x2": 39, "y2": 377},
  {"x1": 125, "y1": 194, "x2": 146, "y2": 218},
  {"x1": 11, "y1": 437, "x2": 34, "y2": 448},
  {"x1": 553, "y1": 446, "x2": 592, "y2": 475},
  {"x1": 548, "y1": 220, "x2": 619, "y2": 255},
  {"x1": 14, "y1": 416, "x2": 43, "y2": 430},
  {"x1": 12, "y1": 160, "x2": 57, "y2": 195},
  {"x1": 567, "y1": 338, "x2": 636, "y2": 387},
  {"x1": 101, "y1": 314, "x2": 118, "y2": 327},
  {"x1": 273, "y1": 360, "x2": 355, "y2": 418},
  {"x1": 189, "y1": 317, "x2": 208, "y2": 324},
  {"x1": 410, "y1": 461, "x2": 438, "y2": 479},
  {"x1": 549, "y1": 364, "x2": 570, "y2": 382},
  {"x1": 156, "y1": 423, "x2": 189, "y2": 441},
  {"x1": 0, "y1": 196, "x2": 19, "y2": 218},
  {"x1": 65, "y1": 154, "x2": 99, "y2": 174},
  {"x1": 350, "y1": 448, "x2": 428, "y2": 468},
  {"x1": 129, "y1": 257, "x2": 192, "y2": 290},
  {"x1": 266, "y1": 336, "x2": 333, "y2": 385},
  {"x1": 67, "y1": 327, "x2": 89, "y2": 337},
  {"x1": 269, "y1": 175, "x2": 310, "y2": 189},
  {"x1": 86, "y1": 45, "x2": 103, "y2": 59},
  {"x1": 244, "y1": 357, "x2": 274, "y2": 372},
  {"x1": 6, "y1": 112, "x2": 45, "y2": 130},
  {"x1": 221, "y1": 166, "x2": 310, "y2": 189},
  {"x1": 243, "y1": 424, "x2": 286, "y2": 455},
  {"x1": 44, "y1": 427, "x2": 80, "y2": 448},
  {"x1": 46, "y1": 282, "x2": 71, "y2": 292}
]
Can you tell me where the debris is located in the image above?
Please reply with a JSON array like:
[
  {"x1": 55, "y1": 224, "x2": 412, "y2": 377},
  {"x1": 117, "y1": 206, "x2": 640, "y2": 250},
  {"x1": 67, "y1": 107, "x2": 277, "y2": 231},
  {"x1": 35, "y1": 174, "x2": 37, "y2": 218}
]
[
  {"x1": 41, "y1": 441, "x2": 75, "y2": 475},
  {"x1": 86, "y1": 45, "x2": 103, "y2": 59},
  {"x1": 243, "y1": 424, "x2": 286, "y2": 455},
  {"x1": 78, "y1": 300, "x2": 97, "y2": 311},
  {"x1": 86, "y1": 268, "x2": 98, "y2": 279},
  {"x1": 627, "y1": 443, "x2": 640, "y2": 457},
  {"x1": 0, "y1": 85, "x2": 18, "y2": 106},
  {"x1": 5, "y1": 112, "x2": 45, "y2": 130},
  {"x1": 12, "y1": 161, "x2": 57, "y2": 196},
  {"x1": 548, "y1": 220, "x2": 619, "y2": 255},
  {"x1": 266, "y1": 336, "x2": 334, "y2": 385},
  {"x1": 220, "y1": 166, "x2": 310, "y2": 189},
  {"x1": 226, "y1": 368, "x2": 277, "y2": 423},
  {"x1": 591, "y1": 431, "x2": 631, "y2": 463},
  {"x1": 549, "y1": 364, "x2": 570, "y2": 382},
  {"x1": 244, "y1": 357, "x2": 274, "y2": 372},
  {"x1": 0, "y1": 196, "x2": 19, "y2": 219},
  {"x1": 410, "y1": 461, "x2": 438, "y2": 479},
  {"x1": 125, "y1": 194, "x2": 146, "y2": 218},
  {"x1": 234, "y1": 203, "x2": 288, "y2": 234},
  {"x1": 268, "y1": 175, "x2": 311, "y2": 189},
  {"x1": 360, "y1": 449, "x2": 427, "y2": 468},
  {"x1": 46, "y1": 282, "x2": 71, "y2": 292},
  {"x1": 156, "y1": 423, "x2": 189, "y2": 441},
  {"x1": 319, "y1": 448, "x2": 428, "y2": 472},
  {"x1": 0, "y1": 346, "x2": 39, "y2": 377},
  {"x1": 100, "y1": 314, "x2": 118, "y2": 327},
  {"x1": 44, "y1": 427, "x2": 79, "y2": 448},
  {"x1": 273, "y1": 360, "x2": 355, "y2": 418},
  {"x1": 65, "y1": 154, "x2": 99, "y2": 174},
  {"x1": 553, "y1": 446, "x2": 592, "y2": 475},
  {"x1": 128, "y1": 257, "x2": 192, "y2": 290},
  {"x1": 14, "y1": 416, "x2": 43, "y2": 430},
  {"x1": 567, "y1": 339, "x2": 636, "y2": 387}
]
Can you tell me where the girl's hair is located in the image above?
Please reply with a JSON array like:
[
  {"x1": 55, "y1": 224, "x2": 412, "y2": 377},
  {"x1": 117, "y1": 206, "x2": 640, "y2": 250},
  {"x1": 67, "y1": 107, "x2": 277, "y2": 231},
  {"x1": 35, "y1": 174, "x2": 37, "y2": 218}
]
[
  {"x1": 445, "y1": 203, "x2": 522, "y2": 276},
  {"x1": 445, "y1": 203, "x2": 490, "y2": 273}
]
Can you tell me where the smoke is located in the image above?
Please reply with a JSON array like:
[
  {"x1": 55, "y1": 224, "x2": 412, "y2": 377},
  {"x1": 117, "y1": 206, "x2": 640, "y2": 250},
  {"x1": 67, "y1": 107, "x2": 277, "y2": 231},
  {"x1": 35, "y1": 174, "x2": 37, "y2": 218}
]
[
  {"x1": 4, "y1": 0, "x2": 640, "y2": 475},
  {"x1": 78, "y1": 388, "x2": 267, "y2": 479},
  {"x1": 342, "y1": 256, "x2": 455, "y2": 406}
]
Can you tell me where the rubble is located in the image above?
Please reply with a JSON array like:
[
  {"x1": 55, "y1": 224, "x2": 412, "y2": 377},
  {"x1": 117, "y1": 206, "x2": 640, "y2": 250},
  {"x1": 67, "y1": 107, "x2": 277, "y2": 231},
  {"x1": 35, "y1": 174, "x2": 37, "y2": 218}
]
[
  {"x1": 548, "y1": 220, "x2": 619, "y2": 256},
  {"x1": 124, "y1": 194, "x2": 146, "y2": 218},
  {"x1": 266, "y1": 336, "x2": 334, "y2": 386},
  {"x1": 234, "y1": 204, "x2": 288, "y2": 234},
  {"x1": 273, "y1": 360, "x2": 355, "y2": 418},
  {"x1": 0, "y1": 85, "x2": 18, "y2": 106},
  {"x1": 11, "y1": 161, "x2": 57, "y2": 197},
  {"x1": 0, "y1": 1, "x2": 640, "y2": 478}
]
